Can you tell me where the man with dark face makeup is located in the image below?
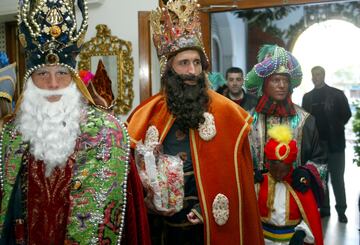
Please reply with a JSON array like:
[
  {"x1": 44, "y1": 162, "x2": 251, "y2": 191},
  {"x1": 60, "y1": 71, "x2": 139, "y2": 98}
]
[
  {"x1": 127, "y1": 1, "x2": 263, "y2": 244},
  {"x1": 245, "y1": 45, "x2": 327, "y2": 208}
]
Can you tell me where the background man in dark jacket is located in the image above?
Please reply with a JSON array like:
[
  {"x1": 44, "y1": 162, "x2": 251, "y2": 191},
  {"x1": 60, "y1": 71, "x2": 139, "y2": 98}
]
[
  {"x1": 302, "y1": 65, "x2": 352, "y2": 223},
  {"x1": 217, "y1": 67, "x2": 257, "y2": 112}
]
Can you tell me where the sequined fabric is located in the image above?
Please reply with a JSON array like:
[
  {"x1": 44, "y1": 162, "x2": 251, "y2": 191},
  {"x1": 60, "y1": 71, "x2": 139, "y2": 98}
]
[
  {"x1": 249, "y1": 105, "x2": 305, "y2": 170},
  {"x1": 0, "y1": 106, "x2": 130, "y2": 244}
]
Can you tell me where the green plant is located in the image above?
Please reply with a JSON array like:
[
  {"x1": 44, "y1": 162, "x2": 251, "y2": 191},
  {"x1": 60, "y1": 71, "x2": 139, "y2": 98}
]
[{"x1": 353, "y1": 102, "x2": 360, "y2": 167}]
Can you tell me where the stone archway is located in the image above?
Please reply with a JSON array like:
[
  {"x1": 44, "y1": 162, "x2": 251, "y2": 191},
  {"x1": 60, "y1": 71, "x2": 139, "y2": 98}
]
[
  {"x1": 291, "y1": 19, "x2": 360, "y2": 107},
  {"x1": 288, "y1": 2, "x2": 360, "y2": 51}
]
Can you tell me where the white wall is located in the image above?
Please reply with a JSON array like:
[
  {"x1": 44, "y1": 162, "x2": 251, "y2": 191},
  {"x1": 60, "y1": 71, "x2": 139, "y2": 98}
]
[
  {"x1": 226, "y1": 12, "x2": 247, "y2": 73},
  {"x1": 211, "y1": 12, "x2": 247, "y2": 75},
  {"x1": 0, "y1": 0, "x2": 17, "y2": 22}
]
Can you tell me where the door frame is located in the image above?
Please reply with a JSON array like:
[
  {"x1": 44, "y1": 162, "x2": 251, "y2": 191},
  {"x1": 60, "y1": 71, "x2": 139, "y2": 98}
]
[{"x1": 138, "y1": 0, "x2": 339, "y2": 102}]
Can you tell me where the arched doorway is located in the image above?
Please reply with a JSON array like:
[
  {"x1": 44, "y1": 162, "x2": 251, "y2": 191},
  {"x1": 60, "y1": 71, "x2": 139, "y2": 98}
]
[
  {"x1": 292, "y1": 19, "x2": 360, "y2": 245},
  {"x1": 291, "y1": 19, "x2": 360, "y2": 108}
]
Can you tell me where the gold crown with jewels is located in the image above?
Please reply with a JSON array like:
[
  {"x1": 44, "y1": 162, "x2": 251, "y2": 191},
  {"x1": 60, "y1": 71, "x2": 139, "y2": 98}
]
[
  {"x1": 18, "y1": 0, "x2": 88, "y2": 81},
  {"x1": 150, "y1": 0, "x2": 208, "y2": 75}
]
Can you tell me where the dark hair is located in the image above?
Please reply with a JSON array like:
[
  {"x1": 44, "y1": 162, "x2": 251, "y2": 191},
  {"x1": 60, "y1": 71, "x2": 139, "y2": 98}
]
[
  {"x1": 216, "y1": 84, "x2": 228, "y2": 95},
  {"x1": 225, "y1": 67, "x2": 243, "y2": 79},
  {"x1": 311, "y1": 66, "x2": 325, "y2": 75}
]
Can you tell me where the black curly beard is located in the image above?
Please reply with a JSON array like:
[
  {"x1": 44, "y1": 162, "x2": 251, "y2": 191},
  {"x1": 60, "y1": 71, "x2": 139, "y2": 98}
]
[{"x1": 162, "y1": 69, "x2": 209, "y2": 133}]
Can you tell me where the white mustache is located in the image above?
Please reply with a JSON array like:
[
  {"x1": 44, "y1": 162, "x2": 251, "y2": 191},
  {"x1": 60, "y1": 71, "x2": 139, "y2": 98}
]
[{"x1": 31, "y1": 85, "x2": 73, "y2": 97}]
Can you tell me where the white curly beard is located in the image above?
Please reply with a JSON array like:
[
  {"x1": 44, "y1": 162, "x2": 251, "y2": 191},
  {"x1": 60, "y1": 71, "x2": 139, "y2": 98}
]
[{"x1": 16, "y1": 78, "x2": 83, "y2": 177}]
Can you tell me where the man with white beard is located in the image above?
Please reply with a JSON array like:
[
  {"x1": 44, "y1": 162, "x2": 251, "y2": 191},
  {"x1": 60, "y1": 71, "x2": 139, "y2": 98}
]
[
  {"x1": 0, "y1": 0, "x2": 150, "y2": 244},
  {"x1": 18, "y1": 67, "x2": 82, "y2": 177}
]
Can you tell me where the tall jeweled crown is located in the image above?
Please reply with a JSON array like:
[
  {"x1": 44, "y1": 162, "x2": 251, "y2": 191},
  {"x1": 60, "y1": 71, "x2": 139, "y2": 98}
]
[
  {"x1": 150, "y1": 0, "x2": 207, "y2": 74},
  {"x1": 18, "y1": 0, "x2": 88, "y2": 79}
]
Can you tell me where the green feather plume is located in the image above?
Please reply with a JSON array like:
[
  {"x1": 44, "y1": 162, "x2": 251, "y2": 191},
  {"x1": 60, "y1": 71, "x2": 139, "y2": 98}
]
[
  {"x1": 208, "y1": 72, "x2": 226, "y2": 90},
  {"x1": 257, "y1": 44, "x2": 277, "y2": 62}
]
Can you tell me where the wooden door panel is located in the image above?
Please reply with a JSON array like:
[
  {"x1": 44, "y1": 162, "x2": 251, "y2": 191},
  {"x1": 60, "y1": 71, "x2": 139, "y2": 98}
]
[{"x1": 138, "y1": 11, "x2": 152, "y2": 102}]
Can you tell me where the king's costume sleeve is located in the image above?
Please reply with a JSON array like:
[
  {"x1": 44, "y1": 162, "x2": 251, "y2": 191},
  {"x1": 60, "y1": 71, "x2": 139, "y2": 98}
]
[
  {"x1": 292, "y1": 186, "x2": 324, "y2": 245},
  {"x1": 122, "y1": 155, "x2": 151, "y2": 245},
  {"x1": 300, "y1": 115, "x2": 327, "y2": 206},
  {"x1": 301, "y1": 115, "x2": 326, "y2": 167}
]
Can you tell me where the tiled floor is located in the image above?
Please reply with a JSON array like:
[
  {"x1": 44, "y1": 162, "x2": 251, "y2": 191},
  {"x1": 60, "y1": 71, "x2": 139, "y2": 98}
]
[{"x1": 322, "y1": 143, "x2": 360, "y2": 245}]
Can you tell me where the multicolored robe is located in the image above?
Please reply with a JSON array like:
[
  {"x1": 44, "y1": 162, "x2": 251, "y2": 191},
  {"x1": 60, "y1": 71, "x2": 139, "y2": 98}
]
[{"x1": 0, "y1": 106, "x2": 150, "y2": 244}]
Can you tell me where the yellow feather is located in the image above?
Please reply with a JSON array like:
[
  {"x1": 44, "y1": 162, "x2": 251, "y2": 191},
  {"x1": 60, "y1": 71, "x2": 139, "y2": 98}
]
[{"x1": 268, "y1": 124, "x2": 293, "y2": 144}]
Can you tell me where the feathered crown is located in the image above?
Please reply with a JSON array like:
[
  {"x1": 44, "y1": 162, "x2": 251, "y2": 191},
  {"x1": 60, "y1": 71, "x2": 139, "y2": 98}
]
[
  {"x1": 208, "y1": 72, "x2": 226, "y2": 90},
  {"x1": 245, "y1": 44, "x2": 302, "y2": 96},
  {"x1": 264, "y1": 124, "x2": 298, "y2": 164},
  {"x1": 18, "y1": 0, "x2": 88, "y2": 80},
  {"x1": 150, "y1": 0, "x2": 208, "y2": 75}
]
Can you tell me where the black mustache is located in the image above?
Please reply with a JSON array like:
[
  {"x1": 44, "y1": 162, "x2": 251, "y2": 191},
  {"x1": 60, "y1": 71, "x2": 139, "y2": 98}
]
[
  {"x1": 162, "y1": 70, "x2": 209, "y2": 132},
  {"x1": 176, "y1": 73, "x2": 203, "y2": 83}
]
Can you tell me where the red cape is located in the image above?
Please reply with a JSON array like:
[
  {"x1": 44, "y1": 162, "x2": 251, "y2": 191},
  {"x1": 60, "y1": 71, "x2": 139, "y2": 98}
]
[
  {"x1": 122, "y1": 156, "x2": 151, "y2": 245},
  {"x1": 258, "y1": 174, "x2": 323, "y2": 245}
]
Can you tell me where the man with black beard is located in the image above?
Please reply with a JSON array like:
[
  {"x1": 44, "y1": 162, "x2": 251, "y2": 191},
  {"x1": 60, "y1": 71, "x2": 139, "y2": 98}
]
[
  {"x1": 0, "y1": 0, "x2": 150, "y2": 244},
  {"x1": 162, "y1": 67, "x2": 209, "y2": 133},
  {"x1": 127, "y1": 1, "x2": 263, "y2": 245}
]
